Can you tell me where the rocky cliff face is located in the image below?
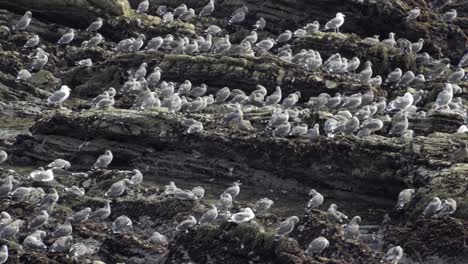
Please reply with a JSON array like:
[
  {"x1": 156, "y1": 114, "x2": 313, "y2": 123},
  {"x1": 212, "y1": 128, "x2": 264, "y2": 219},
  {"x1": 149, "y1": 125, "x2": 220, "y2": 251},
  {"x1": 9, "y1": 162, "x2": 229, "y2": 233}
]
[{"x1": 0, "y1": 0, "x2": 467, "y2": 263}]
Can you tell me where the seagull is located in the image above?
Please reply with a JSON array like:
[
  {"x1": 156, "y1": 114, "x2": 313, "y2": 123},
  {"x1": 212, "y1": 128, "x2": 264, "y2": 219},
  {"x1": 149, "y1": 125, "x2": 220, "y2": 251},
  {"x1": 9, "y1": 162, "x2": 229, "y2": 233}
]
[
  {"x1": 23, "y1": 230, "x2": 47, "y2": 250},
  {"x1": 50, "y1": 236, "x2": 73, "y2": 253},
  {"x1": 199, "y1": 0, "x2": 215, "y2": 17},
  {"x1": 12, "y1": 11, "x2": 32, "y2": 31},
  {"x1": 357, "y1": 61, "x2": 373, "y2": 83},
  {"x1": 0, "y1": 220, "x2": 23, "y2": 240},
  {"x1": 0, "y1": 245, "x2": 7, "y2": 264},
  {"x1": 276, "y1": 30, "x2": 292, "y2": 43},
  {"x1": 384, "y1": 68, "x2": 402, "y2": 84},
  {"x1": 411, "y1": 38, "x2": 424, "y2": 53},
  {"x1": 28, "y1": 210, "x2": 49, "y2": 230},
  {"x1": 0, "y1": 151, "x2": 8, "y2": 166},
  {"x1": 344, "y1": 216, "x2": 361, "y2": 240},
  {"x1": 52, "y1": 218, "x2": 73, "y2": 238},
  {"x1": 441, "y1": 9, "x2": 457, "y2": 23},
  {"x1": 112, "y1": 215, "x2": 132, "y2": 233},
  {"x1": 57, "y1": 29, "x2": 75, "y2": 45},
  {"x1": 305, "y1": 237, "x2": 329, "y2": 255},
  {"x1": 217, "y1": 192, "x2": 233, "y2": 212},
  {"x1": 137, "y1": 0, "x2": 149, "y2": 13},
  {"x1": 275, "y1": 216, "x2": 299, "y2": 237},
  {"x1": 176, "y1": 215, "x2": 197, "y2": 231},
  {"x1": 90, "y1": 200, "x2": 111, "y2": 220},
  {"x1": 253, "y1": 198, "x2": 274, "y2": 214},
  {"x1": 326, "y1": 204, "x2": 348, "y2": 223},
  {"x1": 381, "y1": 32, "x2": 396, "y2": 47},
  {"x1": 396, "y1": 189, "x2": 415, "y2": 209},
  {"x1": 92, "y1": 150, "x2": 113, "y2": 170},
  {"x1": 406, "y1": 7, "x2": 421, "y2": 21},
  {"x1": 228, "y1": 208, "x2": 255, "y2": 224},
  {"x1": 224, "y1": 182, "x2": 240, "y2": 198},
  {"x1": 447, "y1": 68, "x2": 465, "y2": 83},
  {"x1": 149, "y1": 232, "x2": 168, "y2": 245},
  {"x1": 253, "y1": 17, "x2": 266, "y2": 30},
  {"x1": 229, "y1": 5, "x2": 248, "y2": 25},
  {"x1": 423, "y1": 197, "x2": 442, "y2": 218},
  {"x1": 47, "y1": 85, "x2": 71, "y2": 108},
  {"x1": 436, "y1": 198, "x2": 457, "y2": 216},
  {"x1": 324, "y1": 12, "x2": 345, "y2": 33},
  {"x1": 307, "y1": 189, "x2": 324, "y2": 209},
  {"x1": 304, "y1": 21, "x2": 320, "y2": 32},
  {"x1": 86, "y1": 17, "x2": 103, "y2": 32},
  {"x1": 434, "y1": 83, "x2": 453, "y2": 109},
  {"x1": 71, "y1": 208, "x2": 92, "y2": 223},
  {"x1": 105, "y1": 179, "x2": 133, "y2": 197},
  {"x1": 23, "y1": 34, "x2": 39, "y2": 49},
  {"x1": 381, "y1": 246, "x2": 403, "y2": 263},
  {"x1": 29, "y1": 168, "x2": 54, "y2": 182},
  {"x1": 199, "y1": 205, "x2": 218, "y2": 224},
  {"x1": 47, "y1": 159, "x2": 71, "y2": 170}
]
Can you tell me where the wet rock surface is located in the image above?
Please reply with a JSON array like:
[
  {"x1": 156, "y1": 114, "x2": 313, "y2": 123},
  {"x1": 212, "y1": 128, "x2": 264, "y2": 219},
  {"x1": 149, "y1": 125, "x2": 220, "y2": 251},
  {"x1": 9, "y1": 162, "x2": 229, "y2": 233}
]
[{"x1": 0, "y1": 0, "x2": 467, "y2": 263}]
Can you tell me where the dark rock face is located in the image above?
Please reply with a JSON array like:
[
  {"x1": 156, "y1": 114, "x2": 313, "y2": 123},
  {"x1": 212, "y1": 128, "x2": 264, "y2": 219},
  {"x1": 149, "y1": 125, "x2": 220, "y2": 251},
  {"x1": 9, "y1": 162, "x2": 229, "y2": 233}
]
[{"x1": 0, "y1": 0, "x2": 467, "y2": 263}]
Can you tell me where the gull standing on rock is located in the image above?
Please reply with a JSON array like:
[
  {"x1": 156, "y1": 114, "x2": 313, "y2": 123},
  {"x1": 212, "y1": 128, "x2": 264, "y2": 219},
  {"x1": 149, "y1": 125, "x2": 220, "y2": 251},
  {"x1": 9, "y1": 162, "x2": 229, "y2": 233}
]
[
  {"x1": 384, "y1": 68, "x2": 402, "y2": 84},
  {"x1": 423, "y1": 197, "x2": 442, "y2": 218},
  {"x1": 199, "y1": 0, "x2": 215, "y2": 17},
  {"x1": 0, "y1": 176, "x2": 13, "y2": 197},
  {"x1": 253, "y1": 198, "x2": 274, "y2": 214},
  {"x1": 129, "y1": 169, "x2": 143, "y2": 185},
  {"x1": 16, "y1": 69, "x2": 32, "y2": 81},
  {"x1": 48, "y1": 85, "x2": 71, "y2": 108},
  {"x1": 112, "y1": 215, "x2": 132, "y2": 233},
  {"x1": 253, "y1": 17, "x2": 266, "y2": 30},
  {"x1": 0, "y1": 150, "x2": 7, "y2": 165},
  {"x1": 396, "y1": 188, "x2": 415, "y2": 209},
  {"x1": 57, "y1": 29, "x2": 75, "y2": 45},
  {"x1": 229, "y1": 208, "x2": 255, "y2": 224},
  {"x1": 307, "y1": 189, "x2": 324, "y2": 209},
  {"x1": 12, "y1": 11, "x2": 32, "y2": 31},
  {"x1": 72, "y1": 207, "x2": 92, "y2": 223},
  {"x1": 0, "y1": 245, "x2": 7, "y2": 264},
  {"x1": 91, "y1": 200, "x2": 111, "y2": 220},
  {"x1": 137, "y1": 0, "x2": 149, "y2": 13},
  {"x1": 447, "y1": 68, "x2": 465, "y2": 83},
  {"x1": 23, "y1": 34, "x2": 39, "y2": 49},
  {"x1": 344, "y1": 216, "x2": 361, "y2": 240},
  {"x1": 357, "y1": 61, "x2": 372, "y2": 83},
  {"x1": 199, "y1": 205, "x2": 218, "y2": 224},
  {"x1": 436, "y1": 198, "x2": 457, "y2": 217},
  {"x1": 441, "y1": 9, "x2": 457, "y2": 23},
  {"x1": 324, "y1": 12, "x2": 345, "y2": 33},
  {"x1": 176, "y1": 215, "x2": 197, "y2": 231},
  {"x1": 229, "y1": 5, "x2": 248, "y2": 25},
  {"x1": 52, "y1": 218, "x2": 73, "y2": 238},
  {"x1": 86, "y1": 17, "x2": 103, "y2": 32},
  {"x1": 406, "y1": 7, "x2": 420, "y2": 21},
  {"x1": 50, "y1": 236, "x2": 73, "y2": 253},
  {"x1": 23, "y1": 230, "x2": 47, "y2": 250},
  {"x1": 327, "y1": 204, "x2": 348, "y2": 223},
  {"x1": 105, "y1": 179, "x2": 133, "y2": 198},
  {"x1": 434, "y1": 83, "x2": 453, "y2": 109},
  {"x1": 29, "y1": 167, "x2": 54, "y2": 182},
  {"x1": 275, "y1": 216, "x2": 299, "y2": 237},
  {"x1": 47, "y1": 159, "x2": 71, "y2": 170},
  {"x1": 28, "y1": 210, "x2": 49, "y2": 230},
  {"x1": 150, "y1": 232, "x2": 168, "y2": 246},
  {"x1": 92, "y1": 150, "x2": 113, "y2": 170},
  {"x1": 276, "y1": 30, "x2": 292, "y2": 43},
  {"x1": 224, "y1": 182, "x2": 240, "y2": 198},
  {"x1": 305, "y1": 237, "x2": 329, "y2": 255},
  {"x1": 381, "y1": 245, "x2": 403, "y2": 264},
  {"x1": 0, "y1": 220, "x2": 23, "y2": 240}
]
